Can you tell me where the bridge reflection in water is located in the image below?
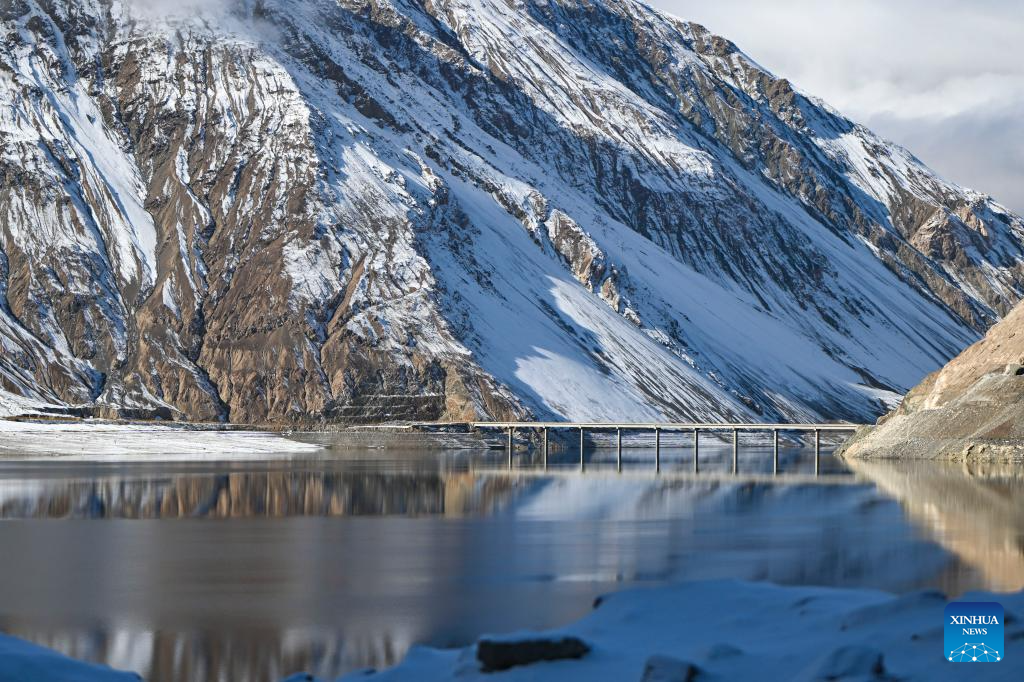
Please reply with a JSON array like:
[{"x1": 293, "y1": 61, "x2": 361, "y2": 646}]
[{"x1": 0, "y1": 446, "x2": 853, "y2": 521}]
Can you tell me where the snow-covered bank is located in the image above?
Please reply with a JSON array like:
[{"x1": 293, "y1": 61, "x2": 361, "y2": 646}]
[
  {"x1": 327, "y1": 580, "x2": 1023, "y2": 681},
  {"x1": 0, "y1": 420, "x2": 322, "y2": 459},
  {"x1": 0, "y1": 633, "x2": 138, "y2": 681}
]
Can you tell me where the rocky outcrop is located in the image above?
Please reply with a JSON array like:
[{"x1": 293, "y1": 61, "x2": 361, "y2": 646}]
[
  {"x1": 2, "y1": 0, "x2": 1024, "y2": 426},
  {"x1": 639, "y1": 655, "x2": 706, "y2": 682},
  {"x1": 842, "y1": 302, "x2": 1024, "y2": 460},
  {"x1": 476, "y1": 636, "x2": 590, "y2": 672}
]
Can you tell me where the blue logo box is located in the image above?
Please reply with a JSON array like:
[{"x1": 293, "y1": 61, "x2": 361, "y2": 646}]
[{"x1": 945, "y1": 601, "x2": 1003, "y2": 663}]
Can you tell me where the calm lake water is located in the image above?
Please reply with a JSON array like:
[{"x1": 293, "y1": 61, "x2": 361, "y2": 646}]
[{"x1": 0, "y1": 440, "x2": 1021, "y2": 681}]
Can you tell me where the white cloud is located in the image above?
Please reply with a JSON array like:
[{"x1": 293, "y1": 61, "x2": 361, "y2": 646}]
[
  {"x1": 119, "y1": 0, "x2": 282, "y2": 48},
  {"x1": 122, "y1": 0, "x2": 237, "y2": 20},
  {"x1": 647, "y1": 0, "x2": 1024, "y2": 213}
]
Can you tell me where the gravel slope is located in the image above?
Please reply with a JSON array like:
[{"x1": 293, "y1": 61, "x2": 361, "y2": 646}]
[{"x1": 842, "y1": 302, "x2": 1024, "y2": 461}]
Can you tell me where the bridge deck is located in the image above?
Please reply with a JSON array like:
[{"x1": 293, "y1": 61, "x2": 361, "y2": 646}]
[{"x1": 467, "y1": 421, "x2": 862, "y2": 431}]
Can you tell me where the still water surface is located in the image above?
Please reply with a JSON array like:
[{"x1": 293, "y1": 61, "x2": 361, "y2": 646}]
[{"x1": 0, "y1": 442, "x2": 1021, "y2": 681}]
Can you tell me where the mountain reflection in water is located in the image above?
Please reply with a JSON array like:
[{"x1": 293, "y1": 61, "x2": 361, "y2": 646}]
[
  {"x1": 0, "y1": 448, "x2": 1021, "y2": 682},
  {"x1": 846, "y1": 458, "x2": 1024, "y2": 592},
  {"x1": 0, "y1": 467, "x2": 519, "y2": 519}
]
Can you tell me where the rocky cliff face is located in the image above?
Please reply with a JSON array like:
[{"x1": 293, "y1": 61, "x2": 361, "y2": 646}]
[
  {"x1": 842, "y1": 300, "x2": 1024, "y2": 460},
  {"x1": 2, "y1": 0, "x2": 1024, "y2": 425}
]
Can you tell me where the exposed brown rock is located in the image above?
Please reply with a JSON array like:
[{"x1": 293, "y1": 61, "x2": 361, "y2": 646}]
[{"x1": 842, "y1": 302, "x2": 1024, "y2": 461}]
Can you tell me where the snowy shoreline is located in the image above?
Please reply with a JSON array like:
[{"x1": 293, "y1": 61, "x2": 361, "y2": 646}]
[
  {"x1": 4, "y1": 579, "x2": 1020, "y2": 681},
  {"x1": 0, "y1": 419, "x2": 323, "y2": 460},
  {"x1": 330, "y1": 579, "x2": 1024, "y2": 681}
]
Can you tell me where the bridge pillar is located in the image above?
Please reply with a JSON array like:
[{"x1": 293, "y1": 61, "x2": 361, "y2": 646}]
[
  {"x1": 693, "y1": 428, "x2": 699, "y2": 473},
  {"x1": 542, "y1": 427, "x2": 548, "y2": 470},
  {"x1": 580, "y1": 427, "x2": 585, "y2": 472},
  {"x1": 616, "y1": 428, "x2": 622, "y2": 473},
  {"x1": 773, "y1": 429, "x2": 779, "y2": 475},
  {"x1": 507, "y1": 426, "x2": 513, "y2": 470},
  {"x1": 732, "y1": 428, "x2": 738, "y2": 475},
  {"x1": 814, "y1": 428, "x2": 821, "y2": 476},
  {"x1": 655, "y1": 427, "x2": 661, "y2": 473}
]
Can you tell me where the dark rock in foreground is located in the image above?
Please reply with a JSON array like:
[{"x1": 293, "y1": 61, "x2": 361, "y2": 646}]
[
  {"x1": 799, "y1": 645, "x2": 891, "y2": 681},
  {"x1": 640, "y1": 655, "x2": 706, "y2": 682},
  {"x1": 476, "y1": 636, "x2": 590, "y2": 671}
]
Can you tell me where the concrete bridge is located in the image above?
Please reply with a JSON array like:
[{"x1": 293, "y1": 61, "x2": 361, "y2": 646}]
[{"x1": 466, "y1": 421, "x2": 863, "y2": 476}]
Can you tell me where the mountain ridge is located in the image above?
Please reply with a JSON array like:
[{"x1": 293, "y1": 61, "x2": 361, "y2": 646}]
[{"x1": 2, "y1": 0, "x2": 1023, "y2": 424}]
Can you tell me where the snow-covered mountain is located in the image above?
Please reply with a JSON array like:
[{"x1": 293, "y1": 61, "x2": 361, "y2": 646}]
[{"x1": 2, "y1": 0, "x2": 1023, "y2": 424}]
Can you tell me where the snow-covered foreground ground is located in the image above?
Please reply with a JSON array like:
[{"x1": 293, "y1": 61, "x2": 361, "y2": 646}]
[
  {"x1": 315, "y1": 580, "x2": 1023, "y2": 682},
  {"x1": 4, "y1": 579, "x2": 1021, "y2": 681},
  {"x1": 0, "y1": 633, "x2": 139, "y2": 681},
  {"x1": 0, "y1": 420, "x2": 321, "y2": 459}
]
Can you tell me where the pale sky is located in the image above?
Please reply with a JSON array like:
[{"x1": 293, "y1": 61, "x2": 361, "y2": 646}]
[{"x1": 648, "y1": 0, "x2": 1024, "y2": 214}]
